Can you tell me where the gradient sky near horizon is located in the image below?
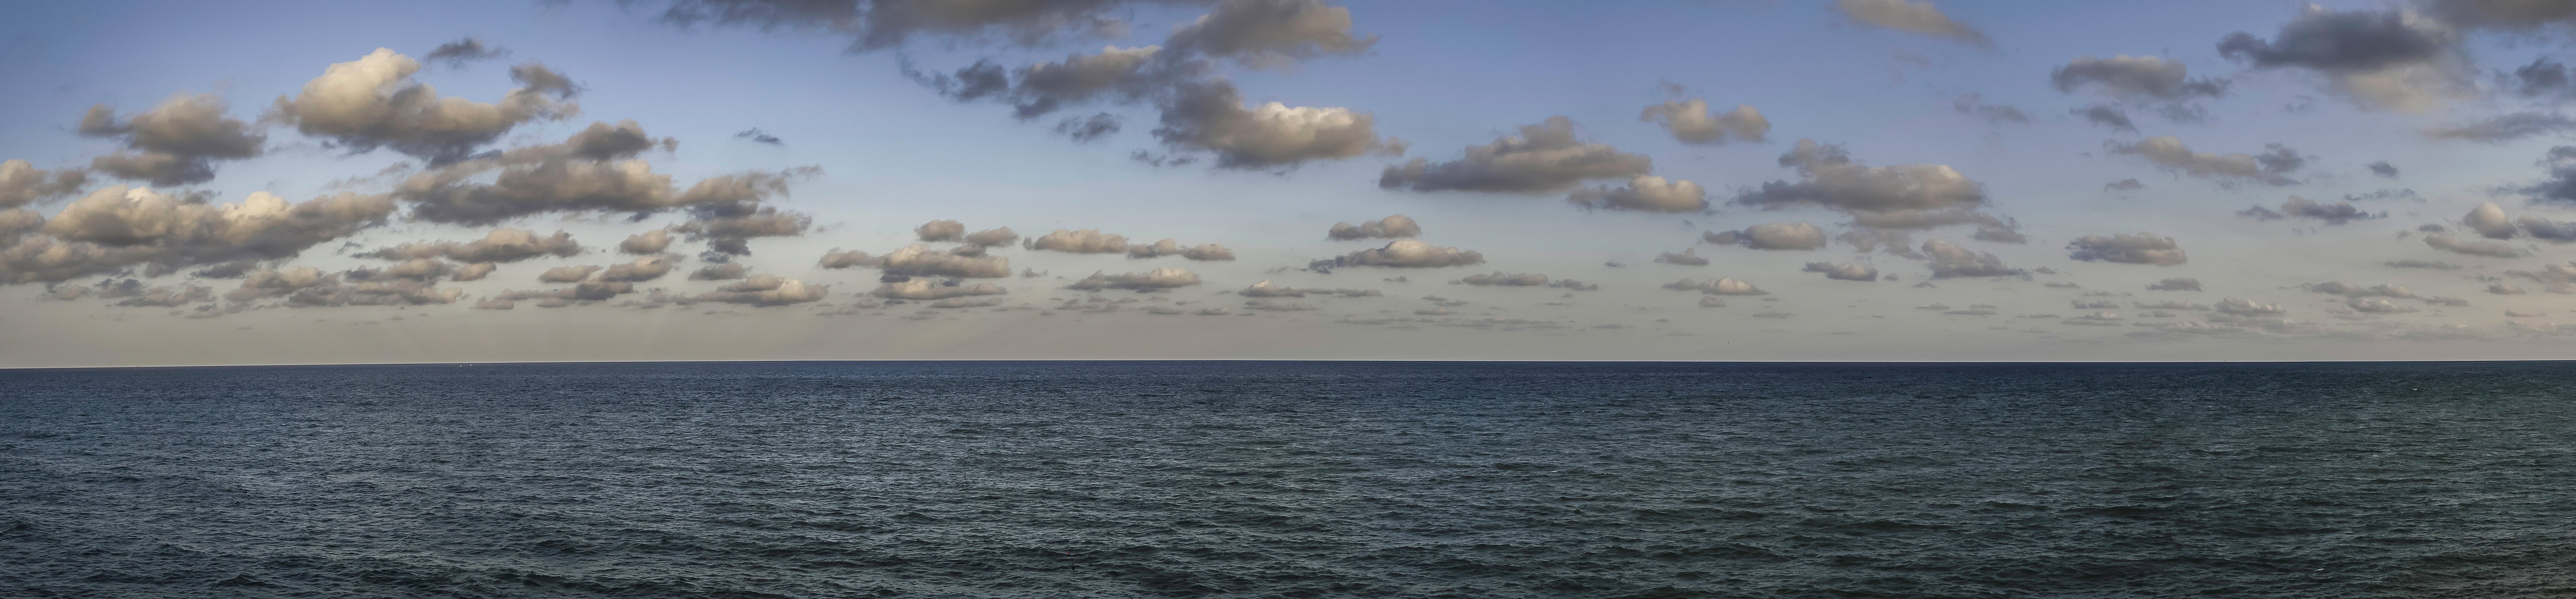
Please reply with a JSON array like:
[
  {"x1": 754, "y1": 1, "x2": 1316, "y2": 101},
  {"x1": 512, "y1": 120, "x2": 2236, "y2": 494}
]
[{"x1": 15, "y1": 0, "x2": 2576, "y2": 365}]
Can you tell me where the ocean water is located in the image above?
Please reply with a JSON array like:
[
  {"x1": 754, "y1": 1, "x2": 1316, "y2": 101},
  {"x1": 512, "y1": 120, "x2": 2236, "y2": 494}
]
[{"x1": 1, "y1": 361, "x2": 2571, "y2": 598}]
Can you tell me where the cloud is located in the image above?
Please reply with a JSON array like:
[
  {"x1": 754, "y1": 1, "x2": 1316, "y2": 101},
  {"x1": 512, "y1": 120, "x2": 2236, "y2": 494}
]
[
  {"x1": 1663, "y1": 278, "x2": 1768, "y2": 296},
  {"x1": 619, "y1": 229, "x2": 673, "y2": 255},
  {"x1": 2424, "y1": 0, "x2": 2576, "y2": 31},
  {"x1": 2368, "y1": 161, "x2": 2400, "y2": 178},
  {"x1": 2506, "y1": 262, "x2": 2576, "y2": 292},
  {"x1": 2103, "y1": 178, "x2": 2145, "y2": 192},
  {"x1": 852, "y1": 244, "x2": 1014, "y2": 278},
  {"x1": 1705, "y1": 222, "x2": 1828, "y2": 250},
  {"x1": 1326, "y1": 214, "x2": 1419, "y2": 240},
  {"x1": 361, "y1": 228, "x2": 581, "y2": 263},
  {"x1": 653, "y1": 0, "x2": 1153, "y2": 50},
  {"x1": 2385, "y1": 259, "x2": 2460, "y2": 269},
  {"x1": 2108, "y1": 137, "x2": 2304, "y2": 187},
  {"x1": 539, "y1": 265, "x2": 601, "y2": 283},
  {"x1": 872, "y1": 278, "x2": 1008, "y2": 300},
  {"x1": 676, "y1": 204, "x2": 811, "y2": 255},
  {"x1": 423, "y1": 37, "x2": 508, "y2": 67},
  {"x1": 1832, "y1": 0, "x2": 1991, "y2": 47},
  {"x1": 393, "y1": 120, "x2": 816, "y2": 225},
  {"x1": 349, "y1": 258, "x2": 456, "y2": 282},
  {"x1": 1380, "y1": 116, "x2": 1652, "y2": 194},
  {"x1": 2347, "y1": 297, "x2": 2420, "y2": 313},
  {"x1": 1165, "y1": 0, "x2": 1378, "y2": 69},
  {"x1": 689, "y1": 262, "x2": 747, "y2": 281},
  {"x1": 1243, "y1": 298, "x2": 1317, "y2": 311},
  {"x1": 695, "y1": 274, "x2": 827, "y2": 306},
  {"x1": 0, "y1": 186, "x2": 393, "y2": 284},
  {"x1": 1734, "y1": 141, "x2": 2013, "y2": 238},
  {"x1": 450, "y1": 261, "x2": 495, "y2": 281},
  {"x1": 2422, "y1": 112, "x2": 2576, "y2": 143},
  {"x1": 2237, "y1": 196, "x2": 2379, "y2": 224},
  {"x1": 1126, "y1": 239, "x2": 1236, "y2": 261},
  {"x1": 76, "y1": 94, "x2": 266, "y2": 186},
  {"x1": 0, "y1": 160, "x2": 88, "y2": 209},
  {"x1": 2465, "y1": 201, "x2": 2518, "y2": 239},
  {"x1": 1457, "y1": 272, "x2": 1549, "y2": 287},
  {"x1": 1155, "y1": 79, "x2": 1393, "y2": 169},
  {"x1": 1802, "y1": 261, "x2": 1880, "y2": 281},
  {"x1": 2424, "y1": 233, "x2": 2526, "y2": 258},
  {"x1": 733, "y1": 128, "x2": 784, "y2": 146},
  {"x1": 2490, "y1": 282, "x2": 2529, "y2": 295},
  {"x1": 598, "y1": 255, "x2": 679, "y2": 283},
  {"x1": 1567, "y1": 176, "x2": 1708, "y2": 213},
  {"x1": 2216, "y1": 297, "x2": 2287, "y2": 316},
  {"x1": 1951, "y1": 93, "x2": 2031, "y2": 126},
  {"x1": 1239, "y1": 280, "x2": 1305, "y2": 297},
  {"x1": 1655, "y1": 248, "x2": 1709, "y2": 266},
  {"x1": 1921, "y1": 239, "x2": 2021, "y2": 278},
  {"x1": 272, "y1": 48, "x2": 579, "y2": 164},
  {"x1": 2146, "y1": 278, "x2": 2202, "y2": 291},
  {"x1": 2071, "y1": 105, "x2": 2137, "y2": 132},
  {"x1": 1068, "y1": 267, "x2": 1202, "y2": 291},
  {"x1": 2523, "y1": 146, "x2": 2576, "y2": 205},
  {"x1": 1308, "y1": 239, "x2": 1484, "y2": 269},
  {"x1": 2067, "y1": 232, "x2": 2187, "y2": 266},
  {"x1": 2051, "y1": 55, "x2": 2228, "y2": 101},
  {"x1": 1639, "y1": 98, "x2": 1768, "y2": 144},
  {"x1": 2216, "y1": 6, "x2": 2465, "y2": 112},
  {"x1": 2306, "y1": 281, "x2": 2417, "y2": 299},
  {"x1": 1027, "y1": 228, "x2": 1129, "y2": 254}
]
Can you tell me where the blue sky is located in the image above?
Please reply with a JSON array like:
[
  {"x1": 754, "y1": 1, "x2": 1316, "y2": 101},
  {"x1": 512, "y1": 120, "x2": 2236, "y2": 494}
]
[{"x1": 7, "y1": 0, "x2": 2576, "y2": 365}]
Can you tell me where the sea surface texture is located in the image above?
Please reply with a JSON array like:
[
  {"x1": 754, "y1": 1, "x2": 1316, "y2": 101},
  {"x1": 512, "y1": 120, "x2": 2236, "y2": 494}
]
[{"x1": 1, "y1": 361, "x2": 2571, "y2": 598}]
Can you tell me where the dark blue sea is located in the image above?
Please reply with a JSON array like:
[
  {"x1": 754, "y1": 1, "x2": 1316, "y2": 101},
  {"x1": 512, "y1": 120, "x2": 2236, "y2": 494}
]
[{"x1": 2, "y1": 361, "x2": 2572, "y2": 598}]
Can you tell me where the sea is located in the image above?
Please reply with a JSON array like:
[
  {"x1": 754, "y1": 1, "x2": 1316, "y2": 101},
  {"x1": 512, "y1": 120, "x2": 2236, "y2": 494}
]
[{"x1": 1, "y1": 361, "x2": 2571, "y2": 598}]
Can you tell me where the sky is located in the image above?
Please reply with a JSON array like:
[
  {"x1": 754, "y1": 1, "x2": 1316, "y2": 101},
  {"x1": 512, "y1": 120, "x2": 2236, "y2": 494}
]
[{"x1": 13, "y1": 0, "x2": 2576, "y2": 366}]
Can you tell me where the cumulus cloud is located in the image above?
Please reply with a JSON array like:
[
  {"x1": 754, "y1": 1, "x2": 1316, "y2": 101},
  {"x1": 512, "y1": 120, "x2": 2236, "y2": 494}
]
[
  {"x1": 1655, "y1": 248, "x2": 1710, "y2": 266},
  {"x1": 675, "y1": 204, "x2": 811, "y2": 255},
  {"x1": 1951, "y1": 93, "x2": 2031, "y2": 126},
  {"x1": 1326, "y1": 214, "x2": 1419, "y2": 240},
  {"x1": 2465, "y1": 201, "x2": 2518, "y2": 239},
  {"x1": 0, "y1": 160, "x2": 88, "y2": 209},
  {"x1": 1734, "y1": 140, "x2": 2016, "y2": 239},
  {"x1": 916, "y1": 219, "x2": 967, "y2": 242},
  {"x1": 391, "y1": 120, "x2": 815, "y2": 225},
  {"x1": 0, "y1": 186, "x2": 394, "y2": 284},
  {"x1": 1154, "y1": 80, "x2": 1393, "y2": 169},
  {"x1": 689, "y1": 261, "x2": 747, "y2": 281},
  {"x1": 1027, "y1": 228, "x2": 1129, "y2": 254},
  {"x1": 1921, "y1": 239, "x2": 2021, "y2": 278},
  {"x1": 450, "y1": 261, "x2": 496, "y2": 282},
  {"x1": 539, "y1": 265, "x2": 601, "y2": 283},
  {"x1": 1457, "y1": 272, "x2": 1549, "y2": 287},
  {"x1": 2347, "y1": 297, "x2": 2420, "y2": 313},
  {"x1": 872, "y1": 278, "x2": 1007, "y2": 300},
  {"x1": 1639, "y1": 98, "x2": 1768, "y2": 145},
  {"x1": 423, "y1": 37, "x2": 508, "y2": 67},
  {"x1": 597, "y1": 255, "x2": 679, "y2": 283},
  {"x1": 1380, "y1": 116, "x2": 1652, "y2": 194},
  {"x1": 2216, "y1": 297, "x2": 2288, "y2": 316},
  {"x1": 361, "y1": 228, "x2": 581, "y2": 263},
  {"x1": 1308, "y1": 239, "x2": 1484, "y2": 270},
  {"x1": 1126, "y1": 238, "x2": 1236, "y2": 261},
  {"x1": 962, "y1": 226, "x2": 1020, "y2": 247},
  {"x1": 2386, "y1": 259, "x2": 2460, "y2": 269},
  {"x1": 76, "y1": 94, "x2": 265, "y2": 186},
  {"x1": 1705, "y1": 222, "x2": 1828, "y2": 251},
  {"x1": 1832, "y1": 0, "x2": 1991, "y2": 47},
  {"x1": 1567, "y1": 176, "x2": 1708, "y2": 213},
  {"x1": 272, "y1": 48, "x2": 579, "y2": 164},
  {"x1": 2067, "y1": 232, "x2": 2187, "y2": 266},
  {"x1": 862, "y1": 244, "x2": 1013, "y2": 278},
  {"x1": 696, "y1": 274, "x2": 827, "y2": 306},
  {"x1": 1068, "y1": 267, "x2": 1201, "y2": 291},
  {"x1": 2216, "y1": 6, "x2": 2466, "y2": 112},
  {"x1": 2108, "y1": 137, "x2": 2304, "y2": 187},
  {"x1": 2052, "y1": 55, "x2": 2229, "y2": 101},
  {"x1": 619, "y1": 229, "x2": 673, "y2": 255},
  {"x1": 1165, "y1": 0, "x2": 1378, "y2": 69},
  {"x1": 1802, "y1": 261, "x2": 1880, "y2": 281},
  {"x1": 2238, "y1": 196, "x2": 2380, "y2": 224}
]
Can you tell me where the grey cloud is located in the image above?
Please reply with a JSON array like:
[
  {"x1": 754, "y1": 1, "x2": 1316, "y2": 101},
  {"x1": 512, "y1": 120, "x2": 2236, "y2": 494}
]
[
  {"x1": 1921, "y1": 239, "x2": 2021, "y2": 278},
  {"x1": 2146, "y1": 278, "x2": 2202, "y2": 291},
  {"x1": 848, "y1": 244, "x2": 1013, "y2": 278},
  {"x1": 2216, "y1": 6, "x2": 2464, "y2": 112},
  {"x1": 1662, "y1": 278, "x2": 1767, "y2": 295},
  {"x1": 362, "y1": 229, "x2": 581, "y2": 263},
  {"x1": 696, "y1": 274, "x2": 827, "y2": 306},
  {"x1": 1802, "y1": 261, "x2": 1880, "y2": 282},
  {"x1": 1243, "y1": 298, "x2": 1316, "y2": 311},
  {"x1": 1165, "y1": 0, "x2": 1377, "y2": 69},
  {"x1": 1951, "y1": 93, "x2": 2031, "y2": 125},
  {"x1": 2238, "y1": 196, "x2": 2379, "y2": 224},
  {"x1": 2490, "y1": 282, "x2": 2529, "y2": 295},
  {"x1": 2368, "y1": 161, "x2": 2400, "y2": 178},
  {"x1": 598, "y1": 255, "x2": 679, "y2": 283},
  {"x1": 1654, "y1": 248, "x2": 1710, "y2": 266},
  {"x1": 272, "y1": 48, "x2": 578, "y2": 164},
  {"x1": 917, "y1": 219, "x2": 967, "y2": 242},
  {"x1": 424, "y1": 37, "x2": 508, "y2": 67},
  {"x1": 2306, "y1": 281, "x2": 2417, "y2": 298},
  {"x1": 2136, "y1": 300, "x2": 2209, "y2": 310},
  {"x1": 2426, "y1": 0, "x2": 2576, "y2": 31},
  {"x1": 77, "y1": 94, "x2": 265, "y2": 186},
  {"x1": 734, "y1": 128, "x2": 784, "y2": 145},
  {"x1": 2385, "y1": 259, "x2": 2460, "y2": 269},
  {"x1": 2108, "y1": 137, "x2": 2303, "y2": 187},
  {"x1": 2216, "y1": 297, "x2": 2288, "y2": 316},
  {"x1": 283, "y1": 277, "x2": 464, "y2": 307},
  {"x1": 2347, "y1": 297, "x2": 2420, "y2": 313},
  {"x1": 1380, "y1": 116, "x2": 1651, "y2": 194},
  {"x1": 1053, "y1": 113, "x2": 1121, "y2": 142},
  {"x1": 1069, "y1": 267, "x2": 1201, "y2": 291},
  {"x1": 539, "y1": 265, "x2": 602, "y2": 283},
  {"x1": 225, "y1": 267, "x2": 332, "y2": 301},
  {"x1": 1457, "y1": 272, "x2": 1549, "y2": 287},
  {"x1": 450, "y1": 262, "x2": 496, "y2": 281},
  {"x1": 1308, "y1": 240, "x2": 1483, "y2": 270},
  {"x1": 2424, "y1": 233, "x2": 2526, "y2": 258},
  {"x1": 1832, "y1": 0, "x2": 1991, "y2": 47},
  {"x1": 964, "y1": 227, "x2": 1020, "y2": 247},
  {"x1": 1639, "y1": 98, "x2": 1768, "y2": 144},
  {"x1": 2465, "y1": 201, "x2": 2517, "y2": 238},
  {"x1": 393, "y1": 121, "x2": 814, "y2": 225},
  {"x1": 689, "y1": 262, "x2": 748, "y2": 281},
  {"x1": 1567, "y1": 176, "x2": 1708, "y2": 213},
  {"x1": 2051, "y1": 55, "x2": 2228, "y2": 101},
  {"x1": 1704, "y1": 222, "x2": 1828, "y2": 250},
  {"x1": 2524, "y1": 146, "x2": 2576, "y2": 204},
  {"x1": 872, "y1": 278, "x2": 1007, "y2": 300},
  {"x1": 2104, "y1": 178, "x2": 2145, "y2": 191},
  {"x1": 0, "y1": 187, "x2": 394, "y2": 284},
  {"x1": 676, "y1": 205, "x2": 809, "y2": 256},
  {"x1": 0, "y1": 160, "x2": 88, "y2": 209},
  {"x1": 2421, "y1": 112, "x2": 2576, "y2": 143},
  {"x1": 1326, "y1": 214, "x2": 1419, "y2": 240},
  {"x1": 1735, "y1": 141, "x2": 2009, "y2": 238},
  {"x1": 1126, "y1": 239, "x2": 1235, "y2": 261},
  {"x1": 2067, "y1": 232, "x2": 2187, "y2": 266},
  {"x1": 654, "y1": 0, "x2": 1152, "y2": 51},
  {"x1": 2071, "y1": 105, "x2": 2136, "y2": 132}
]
